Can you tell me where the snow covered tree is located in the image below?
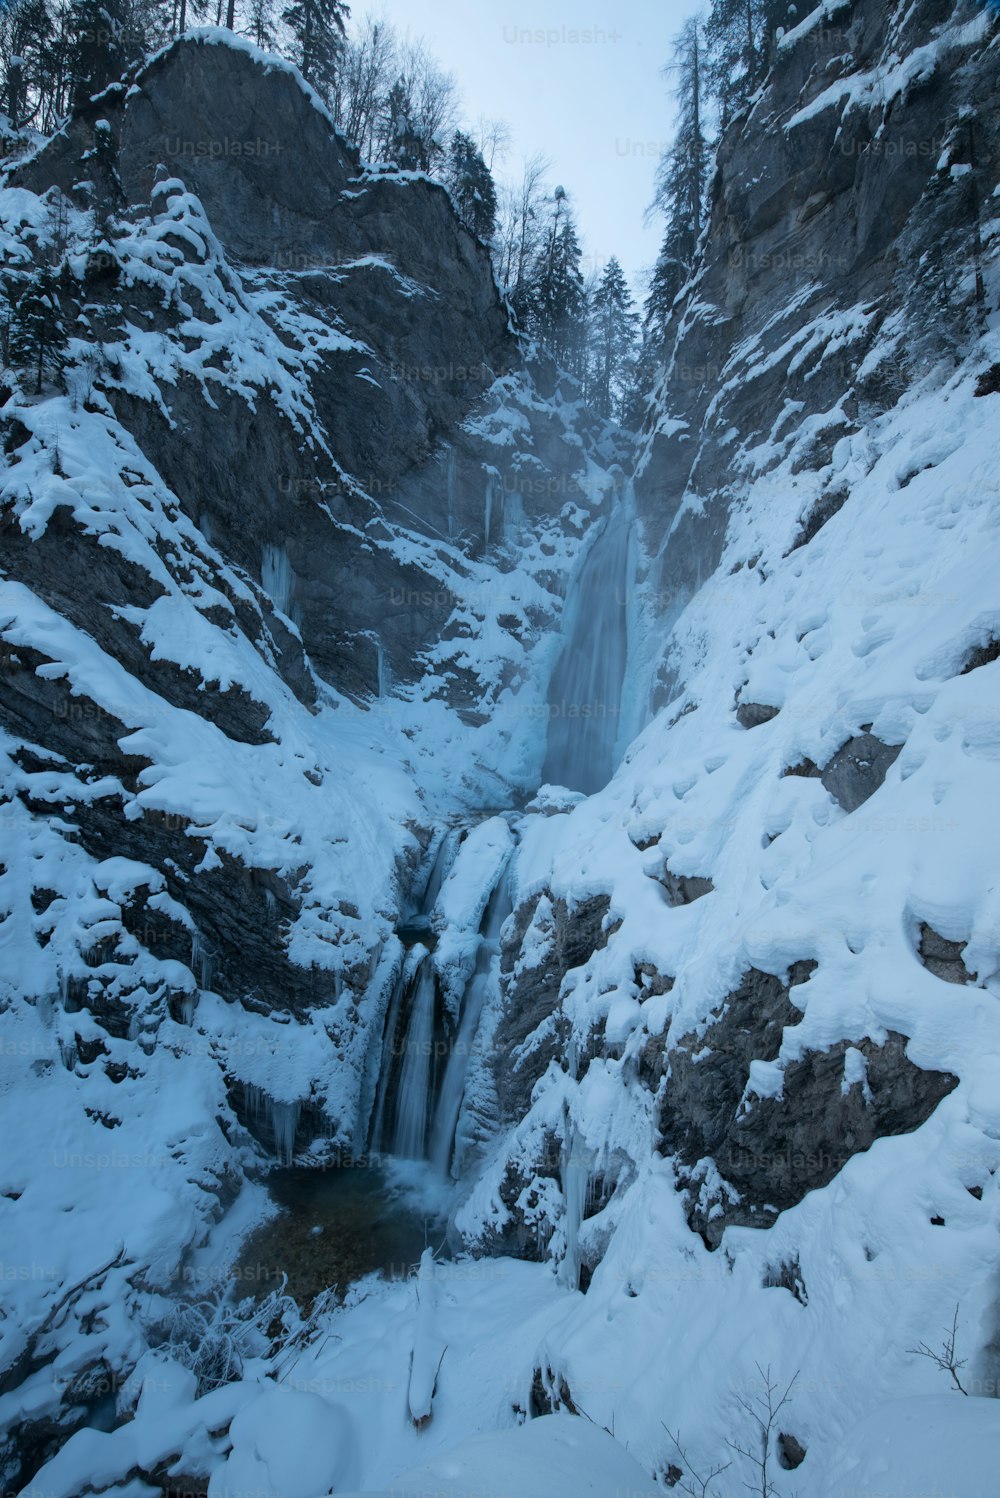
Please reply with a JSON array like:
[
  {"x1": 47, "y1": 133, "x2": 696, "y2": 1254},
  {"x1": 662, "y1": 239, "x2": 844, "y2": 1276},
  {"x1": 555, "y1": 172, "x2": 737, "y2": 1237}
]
[
  {"x1": 444, "y1": 129, "x2": 497, "y2": 242},
  {"x1": 8, "y1": 263, "x2": 67, "y2": 393},
  {"x1": 705, "y1": 0, "x2": 768, "y2": 124},
  {"x1": 646, "y1": 17, "x2": 709, "y2": 346},
  {"x1": 69, "y1": 0, "x2": 128, "y2": 111},
  {"x1": 524, "y1": 186, "x2": 587, "y2": 370},
  {"x1": 590, "y1": 257, "x2": 639, "y2": 422},
  {"x1": 281, "y1": 0, "x2": 348, "y2": 102}
]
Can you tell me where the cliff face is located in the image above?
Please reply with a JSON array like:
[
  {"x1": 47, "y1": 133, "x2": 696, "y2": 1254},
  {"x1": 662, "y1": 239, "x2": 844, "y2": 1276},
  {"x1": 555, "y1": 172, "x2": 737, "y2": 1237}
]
[
  {"x1": 0, "y1": 37, "x2": 630, "y2": 1482},
  {"x1": 635, "y1": 0, "x2": 1000, "y2": 701},
  {"x1": 455, "y1": 1, "x2": 1000, "y2": 1483}
]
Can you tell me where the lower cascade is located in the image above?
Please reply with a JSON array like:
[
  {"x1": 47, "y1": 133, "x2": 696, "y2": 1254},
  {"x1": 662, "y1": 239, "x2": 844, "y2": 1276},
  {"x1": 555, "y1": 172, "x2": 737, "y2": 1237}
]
[{"x1": 369, "y1": 826, "x2": 513, "y2": 1179}]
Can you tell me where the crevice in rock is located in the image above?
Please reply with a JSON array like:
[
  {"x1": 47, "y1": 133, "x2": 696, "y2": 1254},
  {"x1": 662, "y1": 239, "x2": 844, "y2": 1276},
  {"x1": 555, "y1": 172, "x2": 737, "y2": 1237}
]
[{"x1": 917, "y1": 922, "x2": 972, "y2": 984}]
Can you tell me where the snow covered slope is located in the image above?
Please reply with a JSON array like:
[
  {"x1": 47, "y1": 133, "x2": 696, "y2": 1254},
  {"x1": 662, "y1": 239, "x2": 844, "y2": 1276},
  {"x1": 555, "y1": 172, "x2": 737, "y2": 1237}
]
[{"x1": 0, "y1": 34, "x2": 629, "y2": 1491}]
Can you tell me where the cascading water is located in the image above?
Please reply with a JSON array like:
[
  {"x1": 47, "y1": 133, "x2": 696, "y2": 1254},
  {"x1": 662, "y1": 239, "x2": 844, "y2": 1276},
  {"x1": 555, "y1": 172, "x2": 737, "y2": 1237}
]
[
  {"x1": 428, "y1": 864, "x2": 513, "y2": 1177},
  {"x1": 370, "y1": 828, "x2": 513, "y2": 1180},
  {"x1": 541, "y1": 491, "x2": 634, "y2": 795},
  {"x1": 390, "y1": 957, "x2": 437, "y2": 1159}
]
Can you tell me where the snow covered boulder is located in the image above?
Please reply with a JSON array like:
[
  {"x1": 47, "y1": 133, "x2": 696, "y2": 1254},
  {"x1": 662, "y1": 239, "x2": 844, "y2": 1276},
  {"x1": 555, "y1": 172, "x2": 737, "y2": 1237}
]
[{"x1": 207, "y1": 1384, "x2": 360, "y2": 1498}]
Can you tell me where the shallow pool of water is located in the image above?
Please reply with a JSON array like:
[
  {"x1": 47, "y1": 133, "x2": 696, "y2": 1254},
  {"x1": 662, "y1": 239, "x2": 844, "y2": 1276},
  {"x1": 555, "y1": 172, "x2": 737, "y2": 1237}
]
[{"x1": 234, "y1": 1157, "x2": 452, "y2": 1308}]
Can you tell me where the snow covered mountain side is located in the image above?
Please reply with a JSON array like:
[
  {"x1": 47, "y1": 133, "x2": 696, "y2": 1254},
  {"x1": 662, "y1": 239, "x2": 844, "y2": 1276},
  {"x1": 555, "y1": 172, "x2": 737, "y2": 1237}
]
[
  {"x1": 0, "y1": 29, "x2": 630, "y2": 1493},
  {"x1": 3, "y1": 3, "x2": 1000, "y2": 1496}
]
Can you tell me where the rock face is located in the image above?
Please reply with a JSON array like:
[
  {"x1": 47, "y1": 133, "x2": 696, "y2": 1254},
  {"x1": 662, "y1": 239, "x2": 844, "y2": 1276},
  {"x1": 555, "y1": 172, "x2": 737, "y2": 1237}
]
[
  {"x1": 658, "y1": 964, "x2": 958, "y2": 1245},
  {"x1": 492, "y1": 892, "x2": 613, "y2": 1125},
  {"x1": 12, "y1": 37, "x2": 613, "y2": 704},
  {"x1": 470, "y1": 0, "x2": 999, "y2": 1284},
  {"x1": 0, "y1": 33, "x2": 629, "y2": 1194},
  {"x1": 635, "y1": 0, "x2": 1000, "y2": 707}
]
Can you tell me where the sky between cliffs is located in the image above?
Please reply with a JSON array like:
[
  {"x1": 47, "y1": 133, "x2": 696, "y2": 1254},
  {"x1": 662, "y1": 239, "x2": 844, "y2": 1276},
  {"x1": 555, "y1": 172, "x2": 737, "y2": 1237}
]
[{"x1": 373, "y1": 0, "x2": 705, "y2": 292}]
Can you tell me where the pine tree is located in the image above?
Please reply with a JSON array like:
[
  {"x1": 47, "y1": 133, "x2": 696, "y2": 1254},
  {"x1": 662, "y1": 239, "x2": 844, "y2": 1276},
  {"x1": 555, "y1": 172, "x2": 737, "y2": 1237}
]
[
  {"x1": 68, "y1": 0, "x2": 127, "y2": 112},
  {"x1": 9, "y1": 263, "x2": 67, "y2": 394},
  {"x1": 646, "y1": 17, "x2": 709, "y2": 346},
  {"x1": 384, "y1": 76, "x2": 426, "y2": 169},
  {"x1": 705, "y1": 0, "x2": 768, "y2": 125},
  {"x1": 246, "y1": 0, "x2": 276, "y2": 49},
  {"x1": 282, "y1": 0, "x2": 348, "y2": 103},
  {"x1": 590, "y1": 257, "x2": 639, "y2": 421},
  {"x1": 526, "y1": 186, "x2": 586, "y2": 369},
  {"x1": 445, "y1": 129, "x2": 497, "y2": 242}
]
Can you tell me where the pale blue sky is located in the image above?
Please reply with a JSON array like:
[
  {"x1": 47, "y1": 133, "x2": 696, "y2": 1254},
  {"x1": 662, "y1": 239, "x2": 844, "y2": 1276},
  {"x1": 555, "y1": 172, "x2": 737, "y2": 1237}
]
[{"x1": 370, "y1": 0, "x2": 706, "y2": 292}]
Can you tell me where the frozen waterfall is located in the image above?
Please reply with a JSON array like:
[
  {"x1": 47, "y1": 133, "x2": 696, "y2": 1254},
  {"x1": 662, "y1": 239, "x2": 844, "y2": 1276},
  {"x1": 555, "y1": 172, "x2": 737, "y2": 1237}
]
[{"x1": 541, "y1": 496, "x2": 633, "y2": 795}]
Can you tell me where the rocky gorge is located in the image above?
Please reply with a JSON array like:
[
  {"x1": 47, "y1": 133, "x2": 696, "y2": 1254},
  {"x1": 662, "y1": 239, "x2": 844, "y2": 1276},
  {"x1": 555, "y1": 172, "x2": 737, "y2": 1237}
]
[{"x1": 2, "y1": 3, "x2": 1000, "y2": 1494}]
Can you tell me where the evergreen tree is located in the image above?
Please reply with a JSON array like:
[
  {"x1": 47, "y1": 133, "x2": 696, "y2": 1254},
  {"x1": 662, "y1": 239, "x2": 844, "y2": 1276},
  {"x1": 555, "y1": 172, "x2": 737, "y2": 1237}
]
[
  {"x1": 282, "y1": 0, "x2": 348, "y2": 103},
  {"x1": 526, "y1": 186, "x2": 586, "y2": 369},
  {"x1": 9, "y1": 263, "x2": 67, "y2": 393},
  {"x1": 646, "y1": 17, "x2": 709, "y2": 346},
  {"x1": 705, "y1": 0, "x2": 768, "y2": 125},
  {"x1": 69, "y1": 0, "x2": 127, "y2": 112},
  {"x1": 383, "y1": 75, "x2": 427, "y2": 169},
  {"x1": 445, "y1": 129, "x2": 497, "y2": 242},
  {"x1": 590, "y1": 257, "x2": 639, "y2": 421}
]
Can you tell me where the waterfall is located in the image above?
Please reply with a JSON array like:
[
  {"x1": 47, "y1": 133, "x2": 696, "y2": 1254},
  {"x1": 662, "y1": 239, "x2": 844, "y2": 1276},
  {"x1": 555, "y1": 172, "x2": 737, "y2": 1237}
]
[
  {"x1": 428, "y1": 863, "x2": 513, "y2": 1177},
  {"x1": 369, "y1": 959, "x2": 411, "y2": 1150},
  {"x1": 391, "y1": 957, "x2": 437, "y2": 1159},
  {"x1": 370, "y1": 825, "x2": 514, "y2": 1175},
  {"x1": 541, "y1": 494, "x2": 633, "y2": 795}
]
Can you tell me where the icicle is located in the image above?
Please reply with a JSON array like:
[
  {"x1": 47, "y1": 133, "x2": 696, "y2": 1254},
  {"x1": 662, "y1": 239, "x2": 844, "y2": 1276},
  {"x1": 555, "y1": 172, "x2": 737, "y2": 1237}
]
[
  {"x1": 191, "y1": 934, "x2": 213, "y2": 990},
  {"x1": 445, "y1": 447, "x2": 457, "y2": 539},
  {"x1": 245, "y1": 1082, "x2": 300, "y2": 1164},
  {"x1": 270, "y1": 1099, "x2": 301, "y2": 1165},
  {"x1": 262, "y1": 542, "x2": 295, "y2": 618},
  {"x1": 376, "y1": 638, "x2": 392, "y2": 700},
  {"x1": 484, "y1": 468, "x2": 502, "y2": 548},
  {"x1": 503, "y1": 482, "x2": 525, "y2": 543},
  {"x1": 559, "y1": 1129, "x2": 592, "y2": 1291}
]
